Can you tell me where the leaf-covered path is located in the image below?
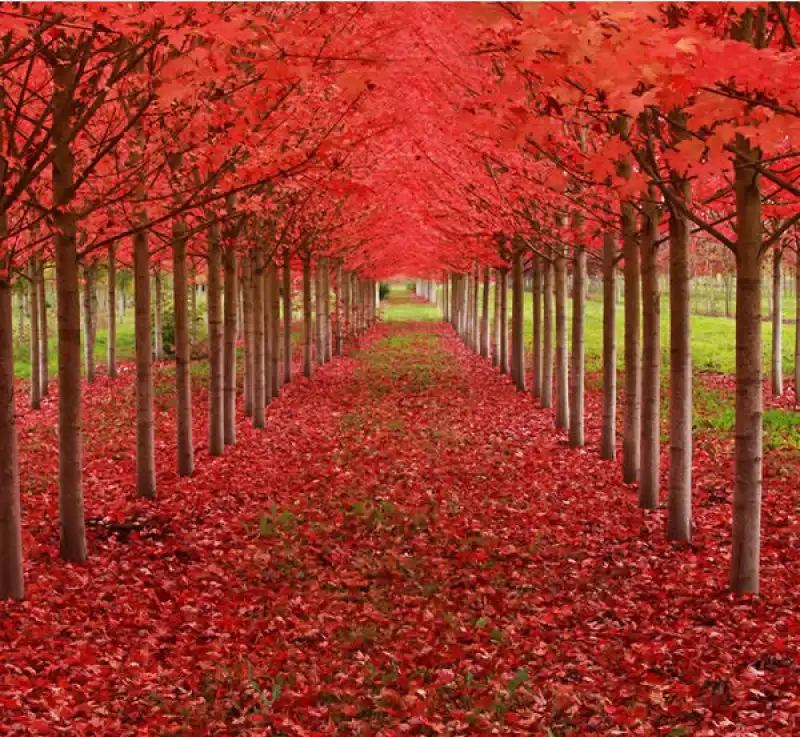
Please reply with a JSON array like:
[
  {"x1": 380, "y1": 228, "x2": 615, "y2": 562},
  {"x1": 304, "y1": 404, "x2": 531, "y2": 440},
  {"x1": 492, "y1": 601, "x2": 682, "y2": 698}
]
[{"x1": 3, "y1": 311, "x2": 798, "y2": 736}]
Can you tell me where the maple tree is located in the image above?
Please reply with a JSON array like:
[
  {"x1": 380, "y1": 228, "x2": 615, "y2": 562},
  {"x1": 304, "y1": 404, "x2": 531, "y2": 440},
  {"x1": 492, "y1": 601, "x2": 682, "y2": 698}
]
[{"x1": 0, "y1": 2, "x2": 799, "y2": 732}]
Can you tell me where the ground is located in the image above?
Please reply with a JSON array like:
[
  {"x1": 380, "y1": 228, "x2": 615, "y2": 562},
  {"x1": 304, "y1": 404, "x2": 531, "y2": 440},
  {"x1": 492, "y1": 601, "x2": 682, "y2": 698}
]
[{"x1": 2, "y1": 291, "x2": 798, "y2": 736}]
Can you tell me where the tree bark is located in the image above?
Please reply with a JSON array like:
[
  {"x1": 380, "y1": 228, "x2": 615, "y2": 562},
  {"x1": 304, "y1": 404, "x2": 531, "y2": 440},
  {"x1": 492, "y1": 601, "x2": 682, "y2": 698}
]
[
  {"x1": 29, "y1": 260, "x2": 41, "y2": 410},
  {"x1": 223, "y1": 246, "x2": 237, "y2": 445},
  {"x1": 730, "y1": 138, "x2": 763, "y2": 595},
  {"x1": 53, "y1": 62, "x2": 87, "y2": 561},
  {"x1": 242, "y1": 253, "x2": 254, "y2": 417},
  {"x1": 172, "y1": 220, "x2": 193, "y2": 475},
  {"x1": 464, "y1": 272, "x2": 472, "y2": 346},
  {"x1": 639, "y1": 199, "x2": 661, "y2": 509},
  {"x1": 207, "y1": 227, "x2": 224, "y2": 456},
  {"x1": 134, "y1": 227, "x2": 156, "y2": 497},
  {"x1": 771, "y1": 248, "x2": 783, "y2": 396},
  {"x1": 252, "y1": 248, "x2": 266, "y2": 428},
  {"x1": 268, "y1": 259, "x2": 280, "y2": 397},
  {"x1": 153, "y1": 266, "x2": 164, "y2": 362},
  {"x1": 532, "y1": 255, "x2": 542, "y2": 399},
  {"x1": 38, "y1": 261, "x2": 49, "y2": 395},
  {"x1": 542, "y1": 252, "x2": 554, "y2": 409},
  {"x1": 190, "y1": 263, "x2": 197, "y2": 346},
  {"x1": 82, "y1": 264, "x2": 96, "y2": 383},
  {"x1": 668, "y1": 181, "x2": 693, "y2": 541},
  {"x1": 283, "y1": 250, "x2": 292, "y2": 384},
  {"x1": 352, "y1": 273, "x2": 360, "y2": 336},
  {"x1": 555, "y1": 248, "x2": 569, "y2": 429},
  {"x1": 334, "y1": 259, "x2": 343, "y2": 356},
  {"x1": 264, "y1": 256, "x2": 275, "y2": 402},
  {"x1": 480, "y1": 266, "x2": 490, "y2": 358},
  {"x1": 322, "y1": 257, "x2": 332, "y2": 363},
  {"x1": 17, "y1": 286, "x2": 24, "y2": 347},
  {"x1": 0, "y1": 261, "x2": 24, "y2": 600},
  {"x1": 499, "y1": 268, "x2": 509, "y2": 374},
  {"x1": 492, "y1": 270, "x2": 500, "y2": 367},
  {"x1": 303, "y1": 256, "x2": 313, "y2": 378},
  {"x1": 511, "y1": 249, "x2": 526, "y2": 390},
  {"x1": 472, "y1": 264, "x2": 480, "y2": 352},
  {"x1": 314, "y1": 260, "x2": 323, "y2": 366},
  {"x1": 107, "y1": 245, "x2": 117, "y2": 379},
  {"x1": 570, "y1": 241, "x2": 586, "y2": 447},
  {"x1": 601, "y1": 232, "x2": 617, "y2": 460},
  {"x1": 795, "y1": 256, "x2": 800, "y2": 400},
  {"x1": 622, "y1": 196, "x2": 641, "y2": 483}
]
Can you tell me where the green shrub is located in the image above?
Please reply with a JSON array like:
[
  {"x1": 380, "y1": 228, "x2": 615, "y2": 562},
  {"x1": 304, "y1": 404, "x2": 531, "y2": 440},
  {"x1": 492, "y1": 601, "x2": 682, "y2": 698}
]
[
  {"x1": 160, "y1": 300, "x2": 206, "y2": 357},
  {"x1": 379, "y1": 282, "x2": 390, "y2": 300}
]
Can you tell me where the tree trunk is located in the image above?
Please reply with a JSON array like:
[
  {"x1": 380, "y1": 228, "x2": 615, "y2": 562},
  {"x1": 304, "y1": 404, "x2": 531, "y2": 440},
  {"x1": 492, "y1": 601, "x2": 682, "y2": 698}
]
[
  {"x1": 17, "y1": 286, "x2": 24, "y2": 347},
  {"x1": 252, "y1": 248, "x2": 266, "y2": 428},
  {"x1": 303, "y1": 256, "x2": 313, "y2": 378},
  {"x1": 542, "y1": 253, "x2": 554, "y2": 409},
  {"x1": 639, "y1": 199, "x2": 661, "y2": 509},
  {"x1": 472, "y1": 265, "x2": 480, "y2": 351},
  {"x1": 190, "y1": 263, "x2": 197, "y2": 346},
  {"x1": 532, "y1": 255, "x2": 542, "y2": 399},
  {"x1": 771, "y1": 248, "x2": 783, "y2": 396},
  {"x1": 207, "y1": 228, "x2": 224, "y2": 456},
  {"x1": 464, "y1": 272, "x2": 472, "y2": 346},
  {"x1": 555, "y1": 249, "x2": 569, "y2": 429},
  {"x1": 668, "y1": 179, "x2": 693, "y2": 540},
  {"x1": 322, "y1": 257, "x2": 332, "y2": 363},
  {"x1": 268, "y1": 259, "x2": 280, "y2": 397},
  {"x1": 314, "y1": 260, "x2": 323, "y2": 366},
  {"x1": 134, "y1": 227, "x2": 156, "y2": 497},
  {"x1": 601, "y1": 232, "x2": 617, "y2": 460},
  {"x1": 511, "y1": 249, "x2": 526, "y2": 390},
  {"x1": 334, "y1": 260, "x2": 342, "y2": 356},
  {"x1": 342, "y1": 268, "x2": 351, "y2": 350},
  {"x1": 283, "y1": 251, "x2": 292, "y2": 384},
  {"x1": 730, "y1": 138, "x2": 763, "y2": 595},
  {"x1": 53, "y1": 63, "x2": 87, "y2": 561},
  {"x1": 264, "y1": 257, "x2": 275, "y2": 402},
  {"x1": 38, "y1": 261, "x2": 48, "y2": 395},
  {"x1": 82, "y1": 264, "x2": 96, "y2": 383},
  {"x1": 242, "y1": 253, "x2": 254, "y2": 418},
  {"x1": 499, "y1": 268, "x2": 509, "y2": 374},
  {"x1": 352, "y1": 273, "x2": 360, "y2": 336},
  {"x1": 569, "y1": 242, "x2": 586, "y2": 447},
  {"x1": 153, "y1": 266, "x2": 164, "y2": 362},
  {"x1": 107, "y1": 245, "x2": 117, "y2": 379},
  {"x1": 0, "y1": 260, "x2": 23, "y2": 600},
  {"x1": 480, "y1": 266, "x2": 490, "y2": 358},
  {"x1": 223, "y1": 246, "x2": 237, "y2": 446},
  {"x1": 172, "y1": 220, "x2": 193, "y2": 475},
  {"x1": 795, "y1": 256, "x2": 799, "y2": 399},
  {"x1": 492, "y1": 270, "x2": 500, "y2": 366},
  {"x1": 622, "y1": 196, "x2": 641, "y2": 483},
  {"x1": 29, "y1": 260, "x2": 41, "y2": 410}
]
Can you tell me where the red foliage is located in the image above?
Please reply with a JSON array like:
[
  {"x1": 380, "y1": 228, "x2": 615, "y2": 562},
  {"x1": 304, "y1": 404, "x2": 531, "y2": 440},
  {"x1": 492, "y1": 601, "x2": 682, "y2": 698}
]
[{"x1": 2, "y1": 321, "x2": 797, "y2": 735}]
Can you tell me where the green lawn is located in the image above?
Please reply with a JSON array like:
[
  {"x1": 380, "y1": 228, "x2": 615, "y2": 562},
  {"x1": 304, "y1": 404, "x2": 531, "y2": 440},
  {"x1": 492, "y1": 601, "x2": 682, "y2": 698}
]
[
  {"x1": 382, "y1": 290, "x2": 441, "y2": 323},
  {"x1": 500, "y1": 285, "x2": 797, "y2": 377},
  {"x1": 389, "y1": 283, "x2": 799, "y2": 452},
  {"x1": 13, "y1": 300, "x2": 208, "y2": 380}
]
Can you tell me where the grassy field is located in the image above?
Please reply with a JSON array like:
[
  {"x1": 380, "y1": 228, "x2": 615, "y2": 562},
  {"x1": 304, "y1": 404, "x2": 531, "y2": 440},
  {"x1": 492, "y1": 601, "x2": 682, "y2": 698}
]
[
  {"x1": 385, "y1": 284, "x2": 800, "y2": 452},
  {"x1": 388, "y1": 283, "x2": 797, "y2": 377},
  {"x1": 493, "y1": 284, "x2": 797, "y2": 377}
]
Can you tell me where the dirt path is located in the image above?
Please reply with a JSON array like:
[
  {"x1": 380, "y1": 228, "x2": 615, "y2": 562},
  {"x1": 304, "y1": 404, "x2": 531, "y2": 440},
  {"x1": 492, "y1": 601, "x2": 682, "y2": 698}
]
[{"x1": 2, "y1": 318, "x2": 797, "y2": 736}]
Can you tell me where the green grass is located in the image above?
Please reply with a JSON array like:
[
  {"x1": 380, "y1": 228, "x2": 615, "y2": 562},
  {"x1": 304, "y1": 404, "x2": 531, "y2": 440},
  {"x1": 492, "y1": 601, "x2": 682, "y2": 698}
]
[
  {"x1": 382, "y1": 289, "x2": 441, "y2": 323},
  {"x1": 13, "y1": 300, "x2": 210, "y2": 380},
  {"x1": 487, "y1": 285, "x2": 798, "y2": 377}
]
